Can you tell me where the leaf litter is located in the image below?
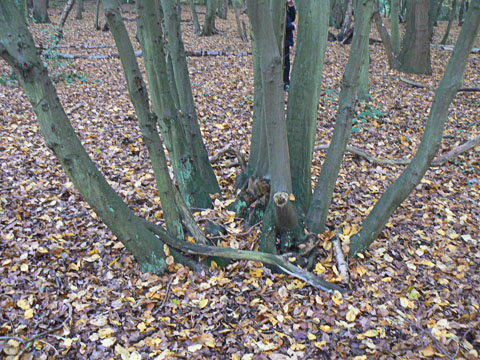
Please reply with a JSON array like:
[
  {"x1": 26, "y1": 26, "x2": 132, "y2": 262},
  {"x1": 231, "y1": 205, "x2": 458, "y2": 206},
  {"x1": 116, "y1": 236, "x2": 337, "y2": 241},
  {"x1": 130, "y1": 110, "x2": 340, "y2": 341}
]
[{"x1": 0, "y1": 3, "x2": 479, "y2": 360}]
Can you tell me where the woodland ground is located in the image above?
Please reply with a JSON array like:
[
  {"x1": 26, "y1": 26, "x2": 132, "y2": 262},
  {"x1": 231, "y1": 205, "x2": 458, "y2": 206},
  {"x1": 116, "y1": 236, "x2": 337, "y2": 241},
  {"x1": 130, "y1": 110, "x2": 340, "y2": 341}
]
[{"x1": 0, "y1": 3, "x2": 479, "y2": 360}]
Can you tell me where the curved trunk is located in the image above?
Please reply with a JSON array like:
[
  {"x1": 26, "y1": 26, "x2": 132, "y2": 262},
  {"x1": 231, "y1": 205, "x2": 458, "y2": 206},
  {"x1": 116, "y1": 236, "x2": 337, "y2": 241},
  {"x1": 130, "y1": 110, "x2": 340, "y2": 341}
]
[
  {"x1": 440, "y1": 0, "x2": 456, "y2": 44},
  {"x1": 0, "y1": 2, "x2": 168, "y2": 272},
  {"x1": 188, "y1": 0, "x2": 201, "y2": 33},
  {"x1": 349, "y1": 0, "x2": 480, "y2": 256}
]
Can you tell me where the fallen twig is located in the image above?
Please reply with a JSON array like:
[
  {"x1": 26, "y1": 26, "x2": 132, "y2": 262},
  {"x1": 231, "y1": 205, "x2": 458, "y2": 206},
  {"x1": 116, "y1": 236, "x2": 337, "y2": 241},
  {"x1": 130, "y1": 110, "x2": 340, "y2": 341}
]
[
  {"x1": 332, "y1": 235, "x2": 350, "y2": 285},
  {"x1": 399, "y1": 77, "x2": 480, "y2": 92},
  {"x1": 315, "y1": 133, "x2": 480, "y2": 166},
  {"x1": 56, "y1": 49, "x2": 251, "y2": 60}
]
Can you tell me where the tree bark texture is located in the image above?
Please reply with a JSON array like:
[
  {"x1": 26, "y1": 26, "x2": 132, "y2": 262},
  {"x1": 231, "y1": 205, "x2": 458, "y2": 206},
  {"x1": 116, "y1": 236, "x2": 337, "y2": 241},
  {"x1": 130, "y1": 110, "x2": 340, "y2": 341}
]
[
  {"x1": 76, "y1": 0, "x2": 84, "y2": 20},
  {"x1": 391, "y1": 0, "x2": 401, "y2": 53},
  {"x1": 247, "y1": 0, "x2": 292, "y2": 196},
  {"x1": 202, "y1": 0, "x2": 217, "y2": 36},
  {"x1": 286, "y1": 0, "x2": 330, "y2": 213},
  {"x1": 161, "y1": 0, "x2": 221, "y2": 208},
  {"x1": 306, "y1": 0, "x2": 375, "y2": 234},
  {"x1": 188, "y1": 0, "x2": 201, "y2": 33},
  {"x1": 349, "y1": 0, "x2": 480, "y2": 257}
]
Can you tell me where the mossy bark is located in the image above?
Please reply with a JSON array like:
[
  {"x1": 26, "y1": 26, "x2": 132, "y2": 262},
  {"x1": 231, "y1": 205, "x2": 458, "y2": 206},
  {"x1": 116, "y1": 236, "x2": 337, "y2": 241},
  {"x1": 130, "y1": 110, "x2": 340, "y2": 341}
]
[
  {"x1": 160, "y1": 0, "x2": 221, "y2": 208},
  {"x1": 306, "y1": 0, "x2": 375, "y2": 234},
  {"x1": 0, "y1": 1, "x2": 168, "y2": 273},
  {"x1": 188, "y1": 0, "x2": 201, "y2": 33},
  {"x1": 103, "y1": 0, "x2": 184, "y2": 240},
  {"x1": 202, "y1": 0, "x2": 217, "y2": 36},
  {"x1": 349, "y1": 0, "x2": 480, "y2": 256}
]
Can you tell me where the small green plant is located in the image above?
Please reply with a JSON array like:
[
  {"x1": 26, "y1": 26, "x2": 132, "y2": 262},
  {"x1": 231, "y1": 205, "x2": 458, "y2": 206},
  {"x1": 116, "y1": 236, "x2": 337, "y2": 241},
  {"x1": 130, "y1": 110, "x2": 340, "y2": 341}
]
[
  {"x1": 39, "y1": 27, "x2": 88, "y2": 83},
  {"x1": 352, "y1": 103, "x2": 385, "y2": 133}
]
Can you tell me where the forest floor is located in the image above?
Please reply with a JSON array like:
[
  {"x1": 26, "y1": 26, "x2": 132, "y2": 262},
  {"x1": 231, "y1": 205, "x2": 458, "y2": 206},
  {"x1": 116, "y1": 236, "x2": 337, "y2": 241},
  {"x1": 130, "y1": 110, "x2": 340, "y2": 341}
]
[{"x1": 1, "y1": 3, "x2": 479, "y2": 360}]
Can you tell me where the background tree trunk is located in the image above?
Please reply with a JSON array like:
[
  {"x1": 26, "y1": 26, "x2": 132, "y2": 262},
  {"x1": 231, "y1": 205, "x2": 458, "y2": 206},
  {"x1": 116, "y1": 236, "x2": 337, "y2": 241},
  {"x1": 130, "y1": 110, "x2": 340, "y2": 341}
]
[
  {"x1": 441, "y1": 0, "x2": 457, "y2": 44},
  {"x1": 76, "y1": 0, "x2": 84, "y2": 20},
  {"x1": 33, "y1": 0, "x2": 50, "y2": 23},
  {"x1": 15, "y1": 0, "x2": 29, "y2": 23},
  {"x1": 188, "y1": 0, "x2": 201, "y2": 33},
  {"x1": 397, "y1": 0, "x2": 432, "y2": 75},
  {"x1": 390, "y1": 0, "x2": 401, "y2": 53},
  {"x1": 349, "y1": 0, "x2": 480, "y2": 256},
  {"x1": 202, "y1": 0, "x2": 217, "y2": 36}
]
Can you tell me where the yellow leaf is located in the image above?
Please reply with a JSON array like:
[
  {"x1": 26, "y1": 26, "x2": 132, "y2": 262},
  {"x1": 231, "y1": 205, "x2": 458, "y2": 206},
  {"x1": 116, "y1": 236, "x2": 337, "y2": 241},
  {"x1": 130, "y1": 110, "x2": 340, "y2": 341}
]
[
  {"x1": 315, "y1": 341, "x2": 326, "y2": 348},
  {"x1": 289, "y1": 193, "x2": 295, "y2": 201},
  {"x1": 419, "y1": 345, "x2": 436, "y2": 357},
  {"x1": 307, "y1": 333, "x2": 316, "y2": 341},
  {"x1": 17, "y1": 299, "x2": 30, "y2": 310},
  {"x1": 137, "y1": 322, "x2": 147, "y2": 332},
  {"x1": 400, "y1": 297, "x2": 409, "y2": 308},
  {"x1": 163, "y1": 244, "x2": 170, "y2": 256},
  {"x1": 166, "y1": 256, "x2": 174, "y2": 265},
  {"x1": 85, "y1": 254, "x2": 101, "y2": 262},
  {"x1": 332, "y1": 291, "x2": 343, "y2": 306},
  {"x1": 115, "y1": 344, "x2": 130, "y2": 360},
  {"x1": 99, "y1": 327, "x2": 116, "y2": 338},
  {"x1": 320, "y1": 325, "x2": 331, "y2": 332},
  {"x1": 198, "y1": 299, "x2": 208, "y2": 309},
  {"x1": 24, "y1": 308, "x2": 34, "y2": 319},
  {"x1": 130, "y1": 351, "x2": 142, "y2": 360},
  {"x1": 346, "y1": 310, "x2": 357, "y2": 322},
  {"x1": 101, "y1": 337, "x2": 116, "y2": 348}
]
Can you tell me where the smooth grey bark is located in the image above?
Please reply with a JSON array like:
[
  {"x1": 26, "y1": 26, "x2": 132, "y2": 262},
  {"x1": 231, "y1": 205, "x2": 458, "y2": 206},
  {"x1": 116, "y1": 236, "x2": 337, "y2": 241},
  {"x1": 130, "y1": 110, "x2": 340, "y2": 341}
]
[
  {"x1": 306, "y1": 0, "x2": 375, "y2": 234},
  {"x1": 247, "y1": 0, "x2": 292, "y2": 195},
  {"x1": 76, "y1": 0, "x2": 84, "y2": 20},
  {"x1": 202, "y1": 0, "x2": 217, "y2": 36},
  {"x1": 397, "y1": 0, "x2": 432, "y2": 75},
  {"x1": 33, "y1": 0, "x2": 50, "y2": 23},
  {"x1": 233, "y1": 2, "x2": 247, "y2": 41},
  {"x1": 286, "y1": 0, "x2": 330, "y2": 213},
  {"x1": 160, "y1": 0, "x2": 221, "y2": 207},
  {"x1": 0, "y1": 1, "x2": 169, "y2": 273},
  {"x1": 391, "y1": 0, "x2": 401, "y2": 53},
  {"x1": 373, "y1": 6, "x2": 398, "y2": 68},
  {"x1": 103, "y1": 0, "x2": 183, "y2": 240},
  {"x1": 339, "y1": 0, "x2": 354, "y2": 40},
  {"x1": 349, "y1": 0, "x2": 480, "y2": 257}
]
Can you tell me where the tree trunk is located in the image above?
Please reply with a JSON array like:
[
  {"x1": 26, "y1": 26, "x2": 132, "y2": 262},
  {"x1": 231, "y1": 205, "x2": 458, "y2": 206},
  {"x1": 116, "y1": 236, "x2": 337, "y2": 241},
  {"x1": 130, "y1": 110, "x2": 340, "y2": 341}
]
[
  {"x1": 286, "y1": 0, "x2": 329, "y2": 213},
  {"x1": 391, "y1": 0, "x2": 401, "y2": 53},
  {"x1": 15, "y1": 0, "x2": 28, "y2": 23},
  {"x1": 33, "y1": 0, "x2": 50, "y2": 23},
  {"x1": 95, "y1": 0, "x2": 101, "y2": 30},
  {"x1": 349, "y1": 0, "x2": 480, "y2": 256},
  {"x1": 233, "y1": 2, "x2": 247, "y2": 41},
  {"x1": 397, "y1": 0, "x2": 432, "y2": 75},
  {"x1": 458, "y1": 0, "x2": 466, "y2": 25},
  {"x1": 339, "y1": 0, "x2": 354, "y2": 40},
  {"x1": 58, "y1": 0, "x2": 76, "y2": 29},
  {"x1": 0, "y1": 1, "x2": 171, "y2": 273},
  {"x1": 202, "y1": 0, "x2": 217, "y2": 36},
  {"x1": 441, "y1": 0, "x2": 456, "y2": 44},
  {"x1": 104, "y1": 0, "x2": 184, "y2": 240},
  {"x1": 76, "y1": 0, "x2": 84, "y2": 20},
  {"x1": 160, "y1": 0, "x2": 220, "y2": 208},
  {"x1": 188, "y1": 0, "x2": 201, "y2": 33},
  {"x1": 306, "y1": 0, "x2": 375, "y2": 234}
]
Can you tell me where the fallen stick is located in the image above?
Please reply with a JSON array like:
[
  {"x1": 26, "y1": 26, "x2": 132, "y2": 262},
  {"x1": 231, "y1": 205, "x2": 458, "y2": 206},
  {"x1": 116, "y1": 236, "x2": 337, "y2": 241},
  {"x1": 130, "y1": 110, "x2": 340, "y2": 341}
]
[
  {"x1": 399, "y1": 77, "x2": 480, "y2": 92},
  {"x1": 56, "y1": 49, "x2": 251, "y2": 60},
  {"x1": 315, "y1": 134, "x2": 480, "y2": 166}
]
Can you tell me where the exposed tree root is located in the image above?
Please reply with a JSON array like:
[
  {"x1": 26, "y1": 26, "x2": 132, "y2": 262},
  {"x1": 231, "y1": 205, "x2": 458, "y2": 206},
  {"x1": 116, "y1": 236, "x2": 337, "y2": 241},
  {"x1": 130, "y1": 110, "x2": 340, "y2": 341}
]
[
  {"x1": 209, "y1": 144, "x2": 246, "y2": 169},
  {"x1": 142, "y1": 219, "x2": 346, "y2": 293},
  {"x1": 332, "y1": 235, "x2": 350, "y2": 285}
]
